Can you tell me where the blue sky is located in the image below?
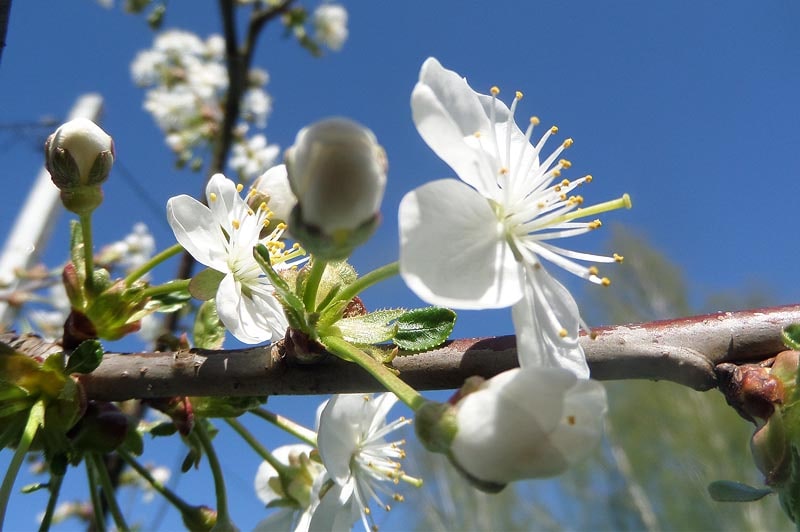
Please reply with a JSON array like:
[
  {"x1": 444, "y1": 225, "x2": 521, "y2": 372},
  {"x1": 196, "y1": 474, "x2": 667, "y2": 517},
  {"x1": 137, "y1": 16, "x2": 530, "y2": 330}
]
[{"x1": 1, "y1": 1, "x2": 800, "y2": 530}]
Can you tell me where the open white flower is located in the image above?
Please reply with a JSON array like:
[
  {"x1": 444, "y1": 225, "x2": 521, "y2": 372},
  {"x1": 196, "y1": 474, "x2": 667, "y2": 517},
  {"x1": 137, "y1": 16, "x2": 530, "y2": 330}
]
[
  {"x1": 254, "y1": 444, "x2": 326, "y2": 532},
  {"x1": 314, "y1": 393, "x2": 416, "y2": 532},
  {"x1": 167, "y1": 173, "x2": 301, "y2": 343},
  {"x1": 450, "y1": 367, "x2": 607, "y2": 485},
  {"x1": 399, "y1": 57, "x2": 631, "y2": 377}
]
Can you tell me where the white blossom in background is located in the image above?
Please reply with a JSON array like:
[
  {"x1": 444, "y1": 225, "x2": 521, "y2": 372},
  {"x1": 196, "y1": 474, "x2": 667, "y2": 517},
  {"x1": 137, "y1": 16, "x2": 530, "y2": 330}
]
[
  {"x1": 97, "y1": 222, "x2": 156, "y2": 275},
  {"x1": 312, "y1": 393, "x2": 416, "y2": 532},
  {"x1": 229, "y1": 133, "x2": 280, "y2": 183},
  {"x1": 118, "y1": 463, "x2": 172, "y2": 503},
  {"x1": 313, "y1": 4, "x2": 348, "y2": 51},
  {"x1": 167, "y1": 173, "x2": 304, "y2": 343},
  {"x1": 253, "y1": 444, "x2": 326, "y2": 532},
  {"x1": 399, "y1": 57, "x2": 631, "y2": 378},
  {"x1": 131, "y1": 29, "x2": 273, "y2": 164},
  {"x1": 28, "y1": 283, "x2": 70, "y2": 342},
  {"x1": 449, "y1": 367, "x2": 607, "y2": 485}
]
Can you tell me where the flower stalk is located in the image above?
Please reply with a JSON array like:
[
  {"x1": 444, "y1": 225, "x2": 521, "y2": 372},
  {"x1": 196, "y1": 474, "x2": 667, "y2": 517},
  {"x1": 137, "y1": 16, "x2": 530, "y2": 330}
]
[
  {"x1": 192, "y1": 423, "x2": 236, "y2": 531},
  {"x1": 88, "y1": 453, "x2": 130, "y2": 532},
  {"x1": 124, "y1": 243, "x2": 184, "y2": 286},
  {"x1": 336, "y1": 261, "x2": 399, "y2": 304},
  {"x1": 0, "y1": 401, "x2": 43, "y2": 530},
  {"x1": 251, "y1": 408, "x2": 317, "y2": 447},
  {"x1": 37, "y1": 472, "x2": 64, "y2": 532},
  {"x1": 224, "y1": 418, "x2": 290, "y2": 477}
]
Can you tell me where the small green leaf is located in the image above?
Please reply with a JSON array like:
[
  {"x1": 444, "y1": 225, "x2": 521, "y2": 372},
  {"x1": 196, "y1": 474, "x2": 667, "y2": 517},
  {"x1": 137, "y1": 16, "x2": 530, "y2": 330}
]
[
  {"x1": 149, "y1": 421, "x2": 178, "y2": 437},
  {"x1": 783, "y1": 324, "x2": 800, "y2": 351},
  {"x1": 189, "y1": 268, "x2": 225, "y2": 301},
  {"x1": 121, "y1": 421, "x2": 144, "y2": 456},
  {"x1": 65, "y1": 340, "x2": 104, "y2": 375},
  {"x1": 708, "y1": 480, "x2": 773, "y2": 502},
  {"x1": 338, "y1": 309, "x2": 406, "y2": 345},
  {"x1": 21, "y1": 483, "x2": 48, "y2": 494},
  {"x1": 193, "y1": 300, "x2": 226, "y2": 350},
  {"x1": 394, "y1": 307, "x2": 457, "y2": 352}
]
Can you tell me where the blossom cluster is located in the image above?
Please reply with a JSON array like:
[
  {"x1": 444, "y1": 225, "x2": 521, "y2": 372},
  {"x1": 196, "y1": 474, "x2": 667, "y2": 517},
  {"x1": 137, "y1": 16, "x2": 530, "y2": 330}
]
[{"x1": 131, "y1": 29, "x2": 278, "y2": 177}]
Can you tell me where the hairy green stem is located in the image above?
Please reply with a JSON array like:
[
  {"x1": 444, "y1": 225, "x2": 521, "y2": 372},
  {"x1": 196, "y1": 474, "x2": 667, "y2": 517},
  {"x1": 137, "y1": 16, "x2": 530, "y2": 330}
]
[
  {"x1": 336, "y1": 261, "x2": 399, "y2": 303},
  {"x1": 85, "y1": 458, "x2": 107, "y2": 532},
  {"x1": 193, "y1": 423, "x2": 236, "y2": 531},
  {"x1": 0, "y1": 401, "x2": 43, "y2": 530},
  {"x1": 38, "y1": 472, "x2": 64, "y2": 532},
  {"x1": 224, "y1": 418, "x2": 289, "y2": 476},
  {"x1": 303, "y1": 259, "x2": 328, "y2": 312},
  {"x1": 139, "y1": 279, "x2": 191, "y2": 299},
  {"x1": 89, "y1": 453, "x2": 130, "y2": 532},
  {"x1": 251, "y1": 408, "x2": 317, "y2": 447},
  {"x1": 79, "y1": 214, "x2": 95, "y2": 294},
  {"x1": 125, "y1": 243, "x2": 184, "y2": 286},
  {"x1": 321, "y1": 335, "x2": 425, "y2": 411}
]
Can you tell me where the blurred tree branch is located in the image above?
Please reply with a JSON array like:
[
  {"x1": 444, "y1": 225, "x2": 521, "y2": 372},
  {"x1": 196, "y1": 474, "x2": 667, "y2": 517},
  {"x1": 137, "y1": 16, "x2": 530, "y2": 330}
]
[
  {"x1": 6, "y1": 303, "x2": 782, "y2": 401},
  {"x1": 0, "y1": 0, "x2": 10, "y2": 66}
]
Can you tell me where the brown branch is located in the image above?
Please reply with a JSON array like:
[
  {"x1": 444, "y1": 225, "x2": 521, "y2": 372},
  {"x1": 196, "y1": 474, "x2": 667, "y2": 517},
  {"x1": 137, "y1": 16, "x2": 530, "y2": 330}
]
[{"x1": 69, "y1": 304, "x2": 800, "y2": 402}]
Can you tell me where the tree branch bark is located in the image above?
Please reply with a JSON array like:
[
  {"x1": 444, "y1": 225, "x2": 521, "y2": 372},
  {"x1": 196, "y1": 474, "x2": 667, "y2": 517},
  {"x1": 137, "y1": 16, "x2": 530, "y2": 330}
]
[{"x1": 64, "y1": 304, "x2": 800, "y2": 402}]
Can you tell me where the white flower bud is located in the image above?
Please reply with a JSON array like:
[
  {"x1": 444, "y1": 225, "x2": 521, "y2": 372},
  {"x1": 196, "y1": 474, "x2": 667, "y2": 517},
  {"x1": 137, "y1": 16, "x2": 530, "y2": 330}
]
[
  {"x1": 285, "y1": 118, "x2": 387, "y2": 259},
  {"x1": 249, "y1": 164, "x2": 296, "y2": 224},
  {"x1": 45, "y1": 118, "x2": 114, "y2": 215},
  {"x1": 449, "y1": 367, "x2": 607, "y2": 488}
]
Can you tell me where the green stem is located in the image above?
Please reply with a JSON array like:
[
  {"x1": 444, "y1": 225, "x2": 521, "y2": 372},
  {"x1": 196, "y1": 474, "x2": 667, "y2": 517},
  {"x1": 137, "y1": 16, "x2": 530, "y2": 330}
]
[
  {"x1": 125, "y1": 243, "x2": 184, "y2": 286},
  {"x1": 80, "y1": 214, "x2": 95, "y2": 294},
  {"x1": 250, "y1": 408, "x2": 317, "y2": 447},
  {"x1": 88, "y1": 453, "x2": 130, "y2": 532},
  {"x1": 321, "y1": 335, "x2": 425, "y2": 411},
  {"x1": 0, "y1": 401, "x2": 43, "y2": 530},
  {"x1": 224, "y1": 418, "x2": 290, "y2": 476},
  {"x1": 38, "y1": 472, "x2": 64, "y2": 532},
  {"x1": 139, "y1": 278, "x2": 191, "y2": 299},
  {"x1": 85, "y1": 458, "x2": 106, "y2": 532},
  {"x1": 336, "y1": 261, "x2": 399, "y2": 304},
  {"x1": 193, "y1": 423, "x2": 236, "y2": 531},
  {"x1": 303, "y1": 259, "x2": 328, "y2": 312},
  {"x1": 116, "y1": 449, "x2": 196, "y2": 515}
]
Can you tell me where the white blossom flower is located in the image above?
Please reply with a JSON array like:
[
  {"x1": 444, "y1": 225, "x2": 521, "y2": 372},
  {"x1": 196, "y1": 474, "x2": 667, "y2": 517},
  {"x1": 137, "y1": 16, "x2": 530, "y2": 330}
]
[
  {"x1": 399, "y1": 57, "x2": 631, "y2": 378},
  {"x1": 450, "y1": 367, "x2": 607, "y2": 485},
  {"x1": 313, "y1": 4, "x2": 348, "y2": 51},
  {"x1": 229, "y1": 133, "x2": 280, "y2": 183},
  {"x1": 250, "y1": 165, "x2": 297, "y2": 223},
  {"x1": 254, "y1": 444, "x2": 326, "y2": 532},
  {"x1": 167, "y1": 173, "x2": 303, "y2": 343},
  {"x1": 314, "y1": 393, "x2": 416, "y2": 532}
]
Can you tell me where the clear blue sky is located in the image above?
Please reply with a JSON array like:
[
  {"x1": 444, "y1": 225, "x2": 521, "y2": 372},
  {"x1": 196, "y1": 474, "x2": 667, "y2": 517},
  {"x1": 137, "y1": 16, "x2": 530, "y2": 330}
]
[{"x1": 1, "y1": 1, "x2": 800, "y2": 530}]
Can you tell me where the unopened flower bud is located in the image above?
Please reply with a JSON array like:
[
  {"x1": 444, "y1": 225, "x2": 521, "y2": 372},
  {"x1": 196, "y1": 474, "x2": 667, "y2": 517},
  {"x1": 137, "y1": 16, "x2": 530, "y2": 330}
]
[
  {"x1": 248, "y1": 164, "x2": 296, "y2": 226},
  {"x1": 45, "y1": 118, "x2": 114, "y2": 215},
  {"x1": 446, "y1": 367, "x2": 607, "y2": 490},
  {"x1": 285, "y1": 118, "x2": 387, "y2": 260},
  {"x1": 67, "y1": 401, "x2": 131, "y2": 454}
]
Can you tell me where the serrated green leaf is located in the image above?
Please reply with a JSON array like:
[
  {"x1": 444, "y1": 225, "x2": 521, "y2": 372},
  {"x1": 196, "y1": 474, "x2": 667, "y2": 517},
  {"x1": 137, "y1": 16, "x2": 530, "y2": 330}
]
[
  {"x1": 783, "y1": 324, "x2": 800, "y2": 351},
  {"x1": 193, "y1": 300, "x2": 226, "y2": 350},
  {"x1": 707, "y1": 480, "x2": 773, "y2": 502},
  {"x1": 338, "y1": 309, "x2": 406, "y2": 345},
  {"x1": 394, "y1": 307, "x2": 457, "y2": 352},
  {"x1": 65, "y1": 339, "x2": 104, "y2": 374},
  {"x1": 189, "y1": 268, "x2": 225, "y2": 301}
]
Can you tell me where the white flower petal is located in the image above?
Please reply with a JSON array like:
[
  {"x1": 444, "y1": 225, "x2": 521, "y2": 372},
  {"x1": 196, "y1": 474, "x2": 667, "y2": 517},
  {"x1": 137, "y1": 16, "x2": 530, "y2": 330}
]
[
  {"x1": 512, "y1": 264, "x2": 589, "y2": 378},
  {"x1": 253, "y1": 164, "x2": 297, "y2": 222},
  {"x1": 215, "y1": 274, "x2": 272, "y2": 344},
  {"x1": 317, "y1": 395, "x2": 363, "y2": 484},
  {"x1": 412, "y1": 58, "x2": 498, "y2": 197},
  {"x1": 206, "y1": 173, "x2": 244, "y2": 231},
  {"x1": 399, "y1": 179, "x2": 522, "y2": 309},
  {"x1": 451, "y1": 367, "x2": 578, "y2": 483},
  {"x1": 166, "y1": 195, "x2": 228, "y2": 271},
  {"x1": 254, "y1": 444, "x2": 315, "y2": 505},
  {"x1": 253, "y1": 508, "x2": 298, "y2": 532},
  {"x1": 550, "y1": 379, "x2": 607, "y2": 463}
]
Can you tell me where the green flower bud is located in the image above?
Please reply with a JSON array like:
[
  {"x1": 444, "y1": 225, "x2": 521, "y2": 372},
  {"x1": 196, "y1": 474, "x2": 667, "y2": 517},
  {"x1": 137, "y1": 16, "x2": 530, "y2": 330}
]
[
  {"x1": 285, "y1": 118, "x2": 387, "y2": 260},
  {"x1": 414, "y1": 400, "x2": 458, "y2": 454},
  {"x1": 45, "y1": 118, "x2": 114, "y2": 215}
]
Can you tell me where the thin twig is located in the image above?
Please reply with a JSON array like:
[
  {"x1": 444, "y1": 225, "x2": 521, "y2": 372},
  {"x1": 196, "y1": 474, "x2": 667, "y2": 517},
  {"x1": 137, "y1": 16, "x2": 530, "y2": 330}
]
[{"x1": 64, "y1": 304, "x2": 800, "y2": 401}]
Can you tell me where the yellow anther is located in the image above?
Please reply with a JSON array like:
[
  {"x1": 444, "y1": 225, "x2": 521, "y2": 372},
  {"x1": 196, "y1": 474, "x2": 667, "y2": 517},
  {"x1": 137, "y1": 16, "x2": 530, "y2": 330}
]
[
  {"x1": 537, "y1": 201, "x2": 546, "y2": 208},
  {"x1": 574, "y1": 195, "x2": 584, "y2": 204},
  {"x1": 515, "y1": 90, "x2": 523, "y2": 100},
  {"x1": 276, "y1": 222, "x2": 287, "y2": 230},
  {"x1": 499, "y1": 167, "x2": 509, "y2": 175},
  {"x1": 393, "y1": 494, "x2": 405, "y2": 502},
  {"x1": 490, "y1": 86, "x2": 500, "y2": 96},
  {"x1": 292, "y1": 242, "x2": 300, "y2": 249},
  {"x1": 236, "y1": 183, "x2": 244, "y2": 193},
  {"x1": 209, "y1": 192, "x2": 217, "y2": 202},
  {"x1": 560, "y1": 160, "x2": 572, "y2": 169},
  {"x1": 384, "y1": 504, "x2": 392, "y2": 512},
  {"x1": 247, "y1": 208, "x2": 254, "y2": 216},
  {"x1": 561, "y1": 179, "x2": 571, "y2": 187},
  {"x1": 530, "y1": 116, "x2": 541, "y2": 126},
  {"x1": 588, "y1": 266, "x2": 599, "y2": 276},
  {"x1": 563, "y1": 138, "x2": 574, "y2": 148},
  {"x1": 588, "y1": 219, "x2": 602, "y2": 229},
  {"x1": 567, "y1": 415, "x2": 576, "y2": 425},
  {"x1": 601, "y1": 277, "x2": 611, "y2": 286},
  {"x1": 552, "y1": 169, "x2": 561, "y2": 177},
  {"x1": 584, "y1": 174, "x2": 593, "y2": 183},
  {"x1": 550, "y1": 125, "x2": 559, "y2": 134},
  {"x1": 364, "y1": 507, "x2": 371, "y2": 515},
  {"x1": 554, "y1": 185, "x2": 562, "y2": 193},
  {"x1": 259, "y1": 201, "x2": 268, "y2": 211},
  {"x1": 558, "y1": 328, "x2": 568, "y2": 338},
  {"x1": 559, "y1": 193, "x2": 567, "y2": 201},
  {"x1": 613, "y1": 253, "x2": 624, "y2": 263}
]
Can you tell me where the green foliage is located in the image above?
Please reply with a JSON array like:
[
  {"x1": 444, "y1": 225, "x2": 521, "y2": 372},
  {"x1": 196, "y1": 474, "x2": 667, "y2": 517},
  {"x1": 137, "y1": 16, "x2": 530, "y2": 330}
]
[
  {"x1": 783, "y1": 324, "x2": 800, "y2": 351},
  {"x1": 708, "y1": 480, "x2": 773, "y2": 502},
  {"x1": 394, "y1": 307, "x2": 457, "y2": 352}
]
